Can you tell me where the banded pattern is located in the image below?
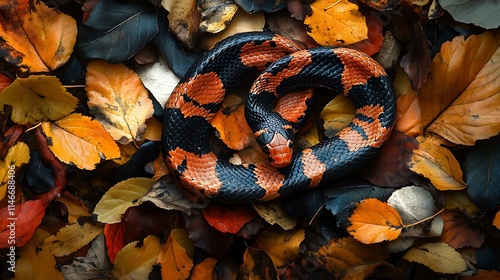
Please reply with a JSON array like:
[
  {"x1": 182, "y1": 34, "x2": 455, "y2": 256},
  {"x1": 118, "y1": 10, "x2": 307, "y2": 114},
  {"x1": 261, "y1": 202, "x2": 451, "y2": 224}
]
[{"x1": 162, "y1": 32, "x2": 396, "y2": 203}]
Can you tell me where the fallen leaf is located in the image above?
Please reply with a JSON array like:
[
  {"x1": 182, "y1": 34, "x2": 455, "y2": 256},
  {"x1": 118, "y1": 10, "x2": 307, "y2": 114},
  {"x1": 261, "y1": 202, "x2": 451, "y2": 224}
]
[
  {"x1": 393, "y1": 67, "x2": 423, "y2": 136},
  {"x1": 15, "y1": 229, "x2": 64, "y2": 280},
  {"x1": 86, "y1": 60, "x2": 154, "y2": 144},
  {"x1": 494, "y1": 211, "x2": 500, "y2": 230},
  {"x1": 41, "y1": 113, "x2": 120, "y2": 170},
  {"x1": 212, "y1": 94, "x2": 253, "y2": 150},
  {"x1": 56, "y1": 192, "x2": 91, "y2": 224},
  {"x1": 0, "y1": 199, "x2": 45, "y2": 248},
  {"x1": 438, "y1": 209, "x2": 485, "y2": 249},
  {"x1": 238, "y1": 247, "x2": 277, "y2": 279},
  {"x1": 409, "y1": 136, "x2": 466, "y2": 191},
  {"x1": 168, "y1": 0, "x2": 200, "y2": 48},
  {"x1": 198, "y1": 0, "x2": 239, "y2": 33},
  {"x1": 202, "y1": 205, "x2": 257, "y2": 234},
  {"x1": 347, "y1": 14, "x2": 384, "y2": 56},
  {"x1": 94, "y1": 177, "x2": 154, "y2": 223},
  {"x1": 253, "y1": 226, "x2": 305, "y2": 268},
  {"x1": 387, "y1": 186, "x2": 436, "y2": 224},
  {"x1": 403, "y1": 242, "x2": 468, "y2": 274},
  {"x1": 427, "y1": 45, "x2": 500, "y2": 145},
  {"x1": 60, "y1": 234, "x2": 112, "y2": 280},
  {"x1": 304, "y1": 0, "x2": 367, "y2": 46},
  {"x1": 321, "y1": 95, "x2": 356, "y2": 138},
  {"x1": 311, "y1": 237, "x2": 389, "y2": 276},
  {"x1": 0, "y1": 75, "x2": 78, "y2": 125},
  {"x1": 0, "y1": 142, "x2": 30, "y2": 201},
  {"x1": 0, "y1": 0, "x2": 77, "y2": 72},
  {"x1": 111, "y1": 235, "x2": 162, "y2": 279},
  {"x1": 44, "y1": 221, "x2": 103, "y2": 257},
  {"x1": 418, "y1": 31, "x2": 497, "y2": 128},
  {"x1": 104, "y1": 222, "x2": 125, "y2": 264},
  {"x1": 440, "y1": 0, "x2": 500, "y2": 29},
  {"x1": 347, "y1": 198, "x2": 403, "y2": 244},
  {"x1": 252, "y1": 202, "x2": 297, "y2": 230},
  {"x1": 191, "y1": 257, "x2": 217, "y2": 280},
  {"x1": 158, "y1": 228, "x2": 194, "y2": 280}
]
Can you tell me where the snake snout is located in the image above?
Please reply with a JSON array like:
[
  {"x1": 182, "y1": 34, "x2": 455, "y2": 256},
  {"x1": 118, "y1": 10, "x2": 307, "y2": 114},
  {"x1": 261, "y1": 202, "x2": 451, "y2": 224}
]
[{"x1": 266, "y1": 132, "x2": 293, "y2": 168}]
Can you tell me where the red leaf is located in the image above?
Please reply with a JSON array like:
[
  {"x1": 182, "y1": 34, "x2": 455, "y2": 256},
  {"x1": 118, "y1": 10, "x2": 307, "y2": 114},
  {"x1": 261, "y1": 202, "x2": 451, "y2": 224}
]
[
  {"x1": 202, "y1": 205, "x2": 258, "y2": 234},
  {"x1": 104, "y1": 222, "x2": 125, "y2": 263},
  {"x1": 348, "y1": 14, "x2": 384, "y2": 56},
  {"x1": 0, "y1": 200, "x2": 45, "y2": 248}
]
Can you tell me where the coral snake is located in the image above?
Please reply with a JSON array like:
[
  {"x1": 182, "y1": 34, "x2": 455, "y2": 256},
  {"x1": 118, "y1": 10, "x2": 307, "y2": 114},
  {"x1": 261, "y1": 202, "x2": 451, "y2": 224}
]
[{"x1": 162, "y1": 32, "x2": 396, "y2": 203}]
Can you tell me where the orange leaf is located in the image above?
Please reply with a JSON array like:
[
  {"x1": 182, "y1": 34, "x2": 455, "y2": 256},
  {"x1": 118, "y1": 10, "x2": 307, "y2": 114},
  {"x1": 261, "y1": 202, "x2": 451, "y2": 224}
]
[
  {"x1": 41, "y1": 113, "x2": 120, "y2": 170},
  {"x1": 86, "y1": 60, "x2": 154, "y2": 144},
  {"x1": 211, "y1": 94, "x2": 253, "y2": 150},
  {"x1": 0, "y1": 0, "x2": 77, "y2": 72},
  {"x1": 418, "y1": 31, "x2": 497, "y2": 128},
  {"x1": 393, "y1": 68, "x2": 423, "y2": 136},
  {"x1": 347, "y1": 14, "x2": 384, "y2": 56},
  {"x1": 494, "y1": 211, "x2": 500, "y2": 230},
  {"x1": 239, "y1": 247, "x2": 277, "y2": 279},
  {"x1": 304, "y1": 0, "x2": 367, "y2": 46},
  {"x1": 347, "y1": 198, "x2": 403, "y2": 244},
  {"x1": 409, "y1": 136, "x2": 466, "y2": 191},
  {"x1": 0, "y1": 199, "x2": 46, "y2": 248},
  {"x1": 311, "y1": 237, "x2": 388, "y2": 276},
  {"x1": 158, "y1": 229, "x2": 194, "y2": 280},
  {"x1": 202, "y1": 205, "x2": 257, "y2": 234},
  {"x1": 253, "y1": 226, "x2": 305, "y2": 268},
  {"x1": 427, "y1": 45, "x2": 500, "y2": 145},
  {"x1": 191, "y1": 258, "x2": 217, "y2": 280}
]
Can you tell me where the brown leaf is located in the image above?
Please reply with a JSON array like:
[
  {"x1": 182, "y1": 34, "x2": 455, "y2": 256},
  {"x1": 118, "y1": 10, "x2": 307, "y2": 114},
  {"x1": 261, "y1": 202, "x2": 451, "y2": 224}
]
[
  {"x1": 238, "y1": 248, "x2": 277, "y2": 279},
  {"x1": 0, "y1": 0, "x2": 77, "y2": 72},
  {"x1": 418, "y1": 31, "x2": 498, "y2": 128},
  {"x1": 347, "y1": 198, "x2": 403, "y2": 244},
  {"x1": 168, "y1": 0, "x2": 200, "y2": 48},
  {"x1": 438, "y1": 209, "x2": 485, "y2": 249},
  {"x1": 253, "y1": 227, "x2": 305, "y2": 268}
]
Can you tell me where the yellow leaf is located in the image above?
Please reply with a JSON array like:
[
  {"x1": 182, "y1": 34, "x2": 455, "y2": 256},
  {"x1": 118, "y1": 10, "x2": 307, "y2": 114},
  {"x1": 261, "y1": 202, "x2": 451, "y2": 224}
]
[
  {"x1": 112, "y1": 235, "x2": 162, "y2": 280},
  {"x1": 158, "y1": 229, "x2": 194, "y2": 280},
  {"x1": 321, "y1": 95, "x2": 356, "y2": 138},
  {"x1": 347, "y1": 198, "x2": 403, "y2": 244},
  {"x1": 198, "y1": 0, "x2": 238, "y2": 33},
  {"x1": 86, "y1": 60, "x2": 154, "y2": 144},
  {"x1": 94, "y1": 178, "x2": 154, "y2": 223},
  {"x1": 253, "y1": 227, "x2": 305, "y2": 268},
  {"x1": 427, "y1": 46, "x2": 500, "y2": 145},
  {"x1": 56, "y1": 192, "x2": 91, "y2": 223},
  {"x1": 0, "y1": 75, "x2": 78, "y2": 125},
  {"x1": 419, "y1": 31, "x2": 498, "y2": 128},
  {"x1": 44, "y1": 222, "x2": 103, "y2": 257},
  {"x1": 409, "y1": 137, "x2": 466, "y2": 190},
  {"x1": 252, "y1": 202, "x2": 297, "y2": 230},
  {"x1": 304, "y1": 0, "x2": 367, "y2": 46},
  {"x1": 403, "y1": 242, "x2": 468, "y2": 274},
  {"x1": 41, "y1": 113, "x2": 120, "y2": 170},
  {"x1": 15, "y1": 229, "x2": 64, "y2": 280},
  {"x1": 0, "y1": 0, "x2": 77, "y2": 72},
  {"x1": 0, "y1": 142, "x2": 30, "y2": 200},
  {"x1": 168, "y1": 0, "x2": 199, "y2": 48}
]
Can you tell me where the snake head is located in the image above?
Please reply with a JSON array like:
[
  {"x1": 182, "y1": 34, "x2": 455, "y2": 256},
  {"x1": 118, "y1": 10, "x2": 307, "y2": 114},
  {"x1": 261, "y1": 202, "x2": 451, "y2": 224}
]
[{"x1": 255, "y1": 125, "x2": 294, "y2": 168}]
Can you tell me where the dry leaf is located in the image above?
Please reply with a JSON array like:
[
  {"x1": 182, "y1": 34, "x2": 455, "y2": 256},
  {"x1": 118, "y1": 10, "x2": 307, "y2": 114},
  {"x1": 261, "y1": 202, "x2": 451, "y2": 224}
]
[
  {"x1": 321, "y1": 95, "x2": 356, "y2": 138},
  {"x1": 168, "y1": 0, "x2": 200, "y2": 48},
  {"x1": 41, "y1": 113, "x2": 120, "y2": 170},
  {"x1": 419, "y1": 31, "x2": 497, "y2": 128},
  {"x1": 112, "y1": 235, "x2": 162, "y2": 279},
  {"x1": 238, "y1": 247, "x2": 277, "y2": 279},
  {"x1": 403, "y1": 242, "x2": 468, "y2": 274},
  {"x1": 86, "y1": 60, "x2": 154, "y2": 144},
  {"x1": 56, "y1": 192, "x2": 92, "y2": 224},
  {"x1": 438, "y1": 209, "x2": 485, "y2": 249},
  {"x1": 15, "y1": 229, "x2": 64, "y2": 280},
  {"x1": 94, "y1": 178, "x2": 154, "y2": 223},
  {"x1": 409, "y1": 136, "x2": 466, "y2": 191},
  {"x1": 158, "y1": 229, "x2": 194, "y2": 280},
  {"x1": 393, "y1": 68, "x2": 423, "y2": 136},
  {"x1": 494, "y1": 211, "x2": 500, "y2": 230},
  {"x1": 253, "y1": 227, "x2": 305, "y2": 268},
  {"x1": 0, "y1": 142, "x2": 29, "y2": 201},
  {"x1": 252, "y1": 202, "x2": 298, "y2": 230},
  {"x1": 0, "y1": 75, "x2": 78, "y2": 125},
  {"x1": 427, "y1": 45, "x2": 500, "y2": 145},
  {"x1": 44, "y1": 222, "x2": 103, "y2": 257},
  {"x1": 0, "y1": 199, "x2": 46, "y2": 248},
  {"x1": 202, "y1": 205, "x2": 257, "y2": 234},
  {"x1": 198, "y1": 0, "x2": 239, "y2": 33},
  {"x1": 304, "y1": 0, "x2": 367, "y2": 46},
  {"x1": 347, "y1": 198, "x2": 403, "y2": 244},
  {"x1": 212, "y1": 94, "x2": 253, "y2": 150},
  {"x1": 0, "y1": 0, "x2": 77, "y2": 72},
  {"x1": 191, "y1": 257, "x2": 217, "y2": 280}
]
